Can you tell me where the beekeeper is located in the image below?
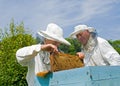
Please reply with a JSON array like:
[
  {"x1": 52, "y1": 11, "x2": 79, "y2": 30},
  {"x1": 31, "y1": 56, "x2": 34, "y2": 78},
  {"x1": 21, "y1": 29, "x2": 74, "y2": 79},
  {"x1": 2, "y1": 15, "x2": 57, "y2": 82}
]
[
  {"x1": 16, "y1": 23, "x2": 71, "y2": 86},
  {"x1": 70, "y1": 24, "x2": 120, "y2": 66}
]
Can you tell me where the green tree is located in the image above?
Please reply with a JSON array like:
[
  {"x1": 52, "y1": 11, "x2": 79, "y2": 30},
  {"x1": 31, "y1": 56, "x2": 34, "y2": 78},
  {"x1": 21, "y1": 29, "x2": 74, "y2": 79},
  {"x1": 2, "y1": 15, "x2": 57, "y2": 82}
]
[
  {"x1": 59, "y1": 38, "x2": 81, "y2": 55},
  {"x1": 0, "y1": 20, "x2": 36, "y2": 86},
  {"x1": 108, "y1": 40, "x2": 120, "y2": 54}
]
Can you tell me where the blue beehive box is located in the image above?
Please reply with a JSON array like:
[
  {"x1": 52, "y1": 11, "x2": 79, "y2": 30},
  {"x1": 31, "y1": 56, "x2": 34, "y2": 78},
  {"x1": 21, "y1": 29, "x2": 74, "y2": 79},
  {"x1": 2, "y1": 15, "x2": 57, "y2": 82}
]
[{"x1": 34, "y1": 66, "x2": 120, "y2": 86}]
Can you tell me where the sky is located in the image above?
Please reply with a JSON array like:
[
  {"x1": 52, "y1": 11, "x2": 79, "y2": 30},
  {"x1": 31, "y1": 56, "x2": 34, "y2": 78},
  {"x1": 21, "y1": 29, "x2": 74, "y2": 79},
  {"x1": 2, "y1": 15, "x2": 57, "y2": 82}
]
[{"x1": 0, "y1": 0, "x2": 120, "y2": 40}]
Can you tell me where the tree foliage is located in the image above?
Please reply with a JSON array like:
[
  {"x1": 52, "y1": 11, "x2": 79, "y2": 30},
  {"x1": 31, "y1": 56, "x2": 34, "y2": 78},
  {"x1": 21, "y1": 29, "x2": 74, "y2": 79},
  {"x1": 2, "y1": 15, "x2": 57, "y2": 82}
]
[
  {"x1": 108, "y1": 40, "x2": 120, "y2": 54},
  {"x1": 59, "y1": 38, "x2": 81, "y2": 55},
  {"x1": 0, "y1": 20, "x2": 36, "y2": 86}
]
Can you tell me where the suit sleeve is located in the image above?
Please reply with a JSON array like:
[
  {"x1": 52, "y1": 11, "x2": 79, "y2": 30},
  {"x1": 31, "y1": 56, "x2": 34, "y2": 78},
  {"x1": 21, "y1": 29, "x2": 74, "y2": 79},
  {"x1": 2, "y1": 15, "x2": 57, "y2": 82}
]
[
  {"x1": 16, "y1": 44, "x2": 41, "y2": 66},
  {"x1": 99, "y1": 40, "x2": 120, "y2": 65}
]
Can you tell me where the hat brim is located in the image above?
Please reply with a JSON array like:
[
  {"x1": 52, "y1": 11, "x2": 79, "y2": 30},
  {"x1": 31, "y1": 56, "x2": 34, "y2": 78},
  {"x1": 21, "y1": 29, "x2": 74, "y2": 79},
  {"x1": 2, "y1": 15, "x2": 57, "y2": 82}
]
[
  {"x1": 70, "y1": 28, "x2": 95, "y2": 38},
  {"x1": 38, "y1": 31, "x2": 71, "y2": 46}
]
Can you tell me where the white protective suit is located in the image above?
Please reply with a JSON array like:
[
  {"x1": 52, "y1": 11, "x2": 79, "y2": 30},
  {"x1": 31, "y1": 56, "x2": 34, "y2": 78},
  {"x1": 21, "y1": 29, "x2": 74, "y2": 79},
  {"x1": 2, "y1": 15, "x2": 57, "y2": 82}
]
[
  {"x1": 16, "y1": 44, "x2": 51, "y2": 86},
  {"x1": 82, "y1": 36, "x2": 120, "y2": 66}
]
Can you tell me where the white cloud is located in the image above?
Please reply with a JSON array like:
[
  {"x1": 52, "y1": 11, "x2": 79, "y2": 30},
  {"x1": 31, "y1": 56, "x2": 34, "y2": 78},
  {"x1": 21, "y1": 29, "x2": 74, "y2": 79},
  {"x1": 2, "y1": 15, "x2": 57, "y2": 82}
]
[{"x1": 29, "y1": 0, "x2": 119, "y2": 28}]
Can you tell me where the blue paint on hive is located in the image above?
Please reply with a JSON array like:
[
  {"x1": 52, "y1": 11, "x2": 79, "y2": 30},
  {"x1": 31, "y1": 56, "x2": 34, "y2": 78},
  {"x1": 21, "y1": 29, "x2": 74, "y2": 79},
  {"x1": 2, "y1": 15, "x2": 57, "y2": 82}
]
[{"x1": 34, "y1": 66, "x2": 120, "y2": 86}]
